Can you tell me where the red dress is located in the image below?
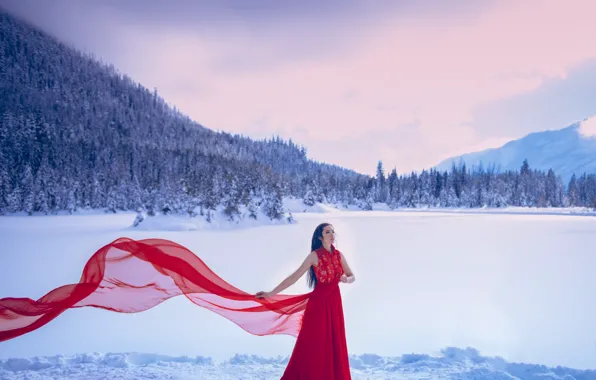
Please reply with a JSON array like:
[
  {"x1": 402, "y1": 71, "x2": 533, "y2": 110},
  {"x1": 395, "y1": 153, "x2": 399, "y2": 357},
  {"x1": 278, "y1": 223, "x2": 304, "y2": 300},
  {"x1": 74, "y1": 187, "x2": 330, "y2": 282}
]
[{"x1": 281, "y1": 246, "x2": 352, "y2": 379}]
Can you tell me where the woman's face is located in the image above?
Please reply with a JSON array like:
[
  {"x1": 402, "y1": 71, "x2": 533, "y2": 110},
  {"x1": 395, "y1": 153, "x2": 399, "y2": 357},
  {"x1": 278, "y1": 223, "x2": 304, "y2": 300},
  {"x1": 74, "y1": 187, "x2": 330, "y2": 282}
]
[{"x1": 320, "y1": 225, "x2": 336, "y2": 246}]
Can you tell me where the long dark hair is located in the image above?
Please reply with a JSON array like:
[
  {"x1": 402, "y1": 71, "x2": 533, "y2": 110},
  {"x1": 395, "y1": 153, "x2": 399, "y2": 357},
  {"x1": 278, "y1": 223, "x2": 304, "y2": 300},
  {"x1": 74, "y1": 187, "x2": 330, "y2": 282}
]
[{"x1": 307, "y1": 222, "x2": 334, "y2": 288}]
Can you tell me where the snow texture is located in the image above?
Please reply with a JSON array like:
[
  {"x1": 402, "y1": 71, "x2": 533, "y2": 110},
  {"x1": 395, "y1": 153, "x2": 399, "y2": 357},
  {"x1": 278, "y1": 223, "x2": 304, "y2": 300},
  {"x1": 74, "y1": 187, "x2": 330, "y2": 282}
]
[{"x1": 2, "y1": 347, "x2": 595, "y2": 379}]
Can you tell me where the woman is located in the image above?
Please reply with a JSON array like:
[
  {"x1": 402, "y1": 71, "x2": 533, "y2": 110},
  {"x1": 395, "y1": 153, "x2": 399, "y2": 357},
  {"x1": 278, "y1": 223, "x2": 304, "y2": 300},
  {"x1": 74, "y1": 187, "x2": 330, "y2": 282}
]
[
  {"x1": 0, "y1": 223, "x2": 355, "y2": 379},
  {"x1": 256, "y1": 222, "x2": 356, "y2": 379}
]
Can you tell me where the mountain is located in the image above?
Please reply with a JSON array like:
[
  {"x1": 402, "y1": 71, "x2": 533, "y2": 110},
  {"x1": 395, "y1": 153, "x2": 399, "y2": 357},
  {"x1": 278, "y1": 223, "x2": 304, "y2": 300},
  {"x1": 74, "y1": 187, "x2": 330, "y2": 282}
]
[
  {"x1": 434, "y1": 118, "x2": 596, "y2": 185},
  {"x1": 0, "y1": 10, "x2": 370, "y2": 217}
]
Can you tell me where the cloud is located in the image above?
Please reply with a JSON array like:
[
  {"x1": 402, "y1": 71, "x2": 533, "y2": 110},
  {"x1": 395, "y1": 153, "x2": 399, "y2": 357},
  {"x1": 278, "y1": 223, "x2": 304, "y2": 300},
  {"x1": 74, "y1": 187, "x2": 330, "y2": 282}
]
[
  {"x1": 131, "y1": 0, "x2": 596, "y2": 173},
  {"x1": 579, "y1": 115, "x2": 596, "y2": 138},
  {"x1": 471, "y1": 59, "x2": 596, "y2": 141}
]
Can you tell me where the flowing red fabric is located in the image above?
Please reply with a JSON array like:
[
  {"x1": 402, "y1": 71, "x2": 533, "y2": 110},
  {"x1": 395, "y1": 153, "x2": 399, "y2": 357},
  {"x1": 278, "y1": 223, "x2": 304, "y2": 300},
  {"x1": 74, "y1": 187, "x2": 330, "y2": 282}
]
[{"x1": 0, "y1": 237, "x2": 312, "y2": 342}]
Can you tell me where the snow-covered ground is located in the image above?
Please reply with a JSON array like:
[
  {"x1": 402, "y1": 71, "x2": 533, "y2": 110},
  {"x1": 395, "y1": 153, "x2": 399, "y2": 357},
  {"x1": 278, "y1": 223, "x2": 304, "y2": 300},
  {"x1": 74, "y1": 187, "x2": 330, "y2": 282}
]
[
  {"x1": 2, "y1": 201, "x2": 596, "y2": 379},
  {"x1": 3, "y1": 347, "x2": 596, "y2": 379}
]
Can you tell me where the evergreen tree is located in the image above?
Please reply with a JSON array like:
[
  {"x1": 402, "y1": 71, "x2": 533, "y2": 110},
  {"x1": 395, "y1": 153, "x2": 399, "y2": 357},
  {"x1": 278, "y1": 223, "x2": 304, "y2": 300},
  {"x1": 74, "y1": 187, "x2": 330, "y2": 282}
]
[
  {"x1": 262, "y1": 183, "x2": 284, "y2": 220},
  {"x1": 376, "y1": 161, "x2": 387, "y2": 203}
]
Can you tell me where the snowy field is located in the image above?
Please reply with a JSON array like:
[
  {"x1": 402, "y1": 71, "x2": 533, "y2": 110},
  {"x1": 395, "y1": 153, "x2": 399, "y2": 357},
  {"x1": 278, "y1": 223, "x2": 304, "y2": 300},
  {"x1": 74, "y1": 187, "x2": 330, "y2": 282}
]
[
  {"x1": 3, "y1": 348, "x2": 596, "y2": 380},
  {"x1": 1, "y1": 203, "x2": 596, "y2": 379}
]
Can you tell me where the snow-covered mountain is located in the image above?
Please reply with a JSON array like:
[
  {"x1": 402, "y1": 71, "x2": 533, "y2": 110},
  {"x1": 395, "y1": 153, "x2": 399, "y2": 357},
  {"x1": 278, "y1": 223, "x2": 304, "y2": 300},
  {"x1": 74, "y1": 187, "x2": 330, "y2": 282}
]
[{"x1": 435, "y1": 116, "x2": 596, "y2": 184}]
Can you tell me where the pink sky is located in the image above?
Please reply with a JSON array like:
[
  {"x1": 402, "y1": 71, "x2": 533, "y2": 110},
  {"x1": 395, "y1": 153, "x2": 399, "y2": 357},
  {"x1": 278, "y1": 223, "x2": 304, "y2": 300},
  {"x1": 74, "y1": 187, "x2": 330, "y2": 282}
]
[{"x1": 3, "y1": 0, "x2": 596, "y2": 175}]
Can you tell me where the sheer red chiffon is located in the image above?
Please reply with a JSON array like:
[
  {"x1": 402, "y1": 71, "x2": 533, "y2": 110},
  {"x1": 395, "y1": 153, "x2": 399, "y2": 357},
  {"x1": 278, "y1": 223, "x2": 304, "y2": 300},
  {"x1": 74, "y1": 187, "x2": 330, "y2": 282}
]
[{"x1": 0, "y1": 237, "x2": 311, "y2": 342}]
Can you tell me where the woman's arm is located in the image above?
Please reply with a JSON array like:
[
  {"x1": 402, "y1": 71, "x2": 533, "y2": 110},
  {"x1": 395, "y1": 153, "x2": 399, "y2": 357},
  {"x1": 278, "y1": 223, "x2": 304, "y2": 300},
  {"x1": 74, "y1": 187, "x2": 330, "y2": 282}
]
[
  {"x1": 340, "y1": 252, "x2": 355, "y2": 284},
  {"x1": 255, "y1": 251, "x2": 317, "y2": 298}
]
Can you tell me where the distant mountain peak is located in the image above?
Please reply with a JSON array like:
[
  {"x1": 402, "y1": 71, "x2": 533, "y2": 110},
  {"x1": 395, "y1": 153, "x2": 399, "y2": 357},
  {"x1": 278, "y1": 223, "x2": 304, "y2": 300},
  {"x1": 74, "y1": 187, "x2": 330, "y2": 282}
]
[{"x1": 434, "y1": 116, "x2": 596, "y2": 184}]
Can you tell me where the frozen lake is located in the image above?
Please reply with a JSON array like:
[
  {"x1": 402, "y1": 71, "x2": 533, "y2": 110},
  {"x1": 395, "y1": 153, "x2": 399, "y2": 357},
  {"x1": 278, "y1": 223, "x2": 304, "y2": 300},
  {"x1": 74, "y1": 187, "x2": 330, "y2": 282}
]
[{"x1": 1, "y1": 209, "x2": 596, "y2": 370}]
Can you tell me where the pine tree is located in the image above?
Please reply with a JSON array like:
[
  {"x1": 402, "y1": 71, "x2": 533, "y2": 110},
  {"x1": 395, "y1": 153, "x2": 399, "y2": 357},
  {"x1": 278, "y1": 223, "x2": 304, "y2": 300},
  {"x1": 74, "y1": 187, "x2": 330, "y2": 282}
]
[
  {"x1": 223, "y1": 178, "x2": 241, "y2": 221},
  {"x1": 247, "y1": 195, "x2": 260, "y2": 220},
  {"x1": 21, "y1": 165, "x2": 34, "y2": 215},
  {"x1": 303, "y1": 185, "x2": 316, "y2": 207},
  {"x1": 567, "y1": 174, "x2": 578, "y2": 206},
  {"x1": 262, "y1": 183, "x2": 284, "y2": 220},
  {"x1": 376, "y1": 161, "x2": 387, "y2": 203}
]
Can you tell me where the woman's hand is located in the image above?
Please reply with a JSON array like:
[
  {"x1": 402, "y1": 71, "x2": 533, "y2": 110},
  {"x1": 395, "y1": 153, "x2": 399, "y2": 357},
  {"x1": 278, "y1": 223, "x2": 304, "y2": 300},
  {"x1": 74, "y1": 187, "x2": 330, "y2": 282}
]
[
  {"x1": 340, "y1": 274, "x2": 354, "y2": 284},
  {"x1": 255, "y1": 291, "x2": 273, "y2": 299}
]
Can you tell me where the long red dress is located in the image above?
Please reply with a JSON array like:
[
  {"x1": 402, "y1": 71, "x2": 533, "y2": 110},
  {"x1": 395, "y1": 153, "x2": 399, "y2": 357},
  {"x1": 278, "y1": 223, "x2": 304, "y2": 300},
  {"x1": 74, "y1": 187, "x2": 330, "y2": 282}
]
[
  {"x1": 0, "y1": 238, "x2": 351, "y2": 378},
  {"x1": 281, "y1": 246, "x2": 352, "y2": 379}
]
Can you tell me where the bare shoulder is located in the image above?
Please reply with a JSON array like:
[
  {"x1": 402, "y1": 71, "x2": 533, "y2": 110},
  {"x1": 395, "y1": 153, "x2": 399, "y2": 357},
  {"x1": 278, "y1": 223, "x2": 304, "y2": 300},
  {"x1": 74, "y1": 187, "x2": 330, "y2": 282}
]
[{"x1": 309, "y1": 250, "x2": 319, "y2": 266}]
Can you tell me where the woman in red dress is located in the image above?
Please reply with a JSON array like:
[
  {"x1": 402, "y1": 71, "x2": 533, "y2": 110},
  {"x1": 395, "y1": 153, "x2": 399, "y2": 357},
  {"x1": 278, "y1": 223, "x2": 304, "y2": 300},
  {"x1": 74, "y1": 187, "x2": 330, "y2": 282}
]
[
  {"x1": 0, "y1": 223, "x2": 355, "y2": 379},
  {"x1": 256, "y1": 223, "x2": 356, "y2": 379}
]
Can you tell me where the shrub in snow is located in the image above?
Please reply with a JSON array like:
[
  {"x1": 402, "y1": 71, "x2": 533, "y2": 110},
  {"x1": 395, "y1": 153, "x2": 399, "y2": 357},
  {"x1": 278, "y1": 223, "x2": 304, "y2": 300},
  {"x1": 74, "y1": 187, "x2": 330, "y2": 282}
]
[{"x1": 132, "y1": 211, "x2": 145, "y2": 227}]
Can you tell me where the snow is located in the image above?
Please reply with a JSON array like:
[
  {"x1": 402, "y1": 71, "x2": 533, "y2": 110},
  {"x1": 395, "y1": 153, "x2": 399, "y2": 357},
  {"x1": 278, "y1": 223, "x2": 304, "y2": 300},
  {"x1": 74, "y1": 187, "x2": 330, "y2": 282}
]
[
  {"x1": 283, "y1": 197, "x2": 340, "y2": 213},
  {"x1": 2, "y1": 206, "x2": 596, "y2": 379},
  {"x1": 122, "y1": 202, "x2": 596, "y2": 233},
  {"x1": 118, "y1": 197, "x2": 346, "y2": 231},
  {"x1": 380, "y1": 205, "x2": 596, "y2": 217},
  {"x1": 2, "y1": 347, "x2": 595, "y2": 379},
  {"x1": 131, "y1": 207, "x2": 292, "y2": 231},
  {"x1": 122, "y1": 198, "x2": 371, "y2": 231}
]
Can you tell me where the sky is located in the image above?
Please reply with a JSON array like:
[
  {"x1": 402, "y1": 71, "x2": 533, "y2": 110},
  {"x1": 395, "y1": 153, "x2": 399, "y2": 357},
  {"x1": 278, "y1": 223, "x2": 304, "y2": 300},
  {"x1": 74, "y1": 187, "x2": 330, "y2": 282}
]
[{"x1": 1, "y1": 0, "x2": 596, "y2": 176}]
